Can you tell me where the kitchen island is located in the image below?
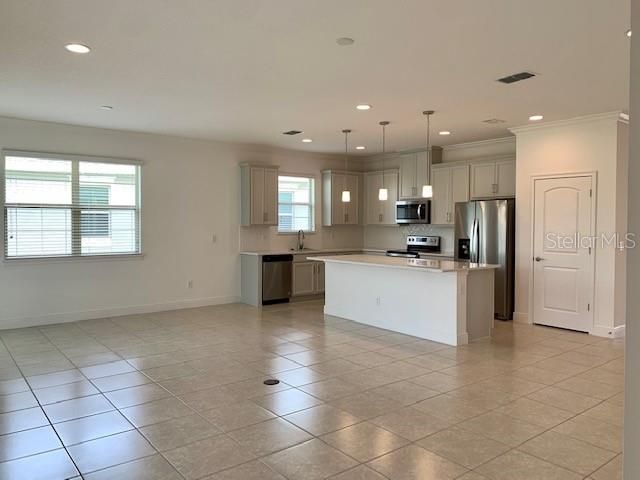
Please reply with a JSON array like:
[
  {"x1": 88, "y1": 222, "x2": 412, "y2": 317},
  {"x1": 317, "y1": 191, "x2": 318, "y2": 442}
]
[{"x1": 308, "y1": 254, "x2": 498, "y2": 346}]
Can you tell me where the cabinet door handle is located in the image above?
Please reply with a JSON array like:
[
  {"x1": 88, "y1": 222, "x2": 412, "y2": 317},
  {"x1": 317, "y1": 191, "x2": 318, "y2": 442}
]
[
  {"x1": 492, "y1": 183, "x2": 498, "y2": 193},
  {"x1": 412, "y1": 186, "x2": 416, "y2": 196},
  {"x1": 344, "y1": 213, "x2": 348, "y2": 223},
  {"x1": 263, "y1": 212, "x2": 267, "y2": 222},
  {"x1": 379, "y1": 213, "x2": 383, "y2": 222}
]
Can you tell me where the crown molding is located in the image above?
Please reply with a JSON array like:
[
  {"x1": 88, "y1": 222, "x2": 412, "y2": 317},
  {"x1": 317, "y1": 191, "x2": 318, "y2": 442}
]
[
  {"x1": 442, "y1": 136, "x2": 515, "y2": 152},
  {"x1": 509, "y1": 111, "x2": 626, "y2": 134}
]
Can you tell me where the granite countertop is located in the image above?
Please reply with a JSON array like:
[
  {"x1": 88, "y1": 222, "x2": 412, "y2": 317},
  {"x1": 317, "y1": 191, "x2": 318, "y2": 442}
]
[
  {"x1": 240, "y1": 248, "x2": 454, "y2": 257},
  {"x1": 307, "y1": 254, "x2": 498, "y2": 273}
]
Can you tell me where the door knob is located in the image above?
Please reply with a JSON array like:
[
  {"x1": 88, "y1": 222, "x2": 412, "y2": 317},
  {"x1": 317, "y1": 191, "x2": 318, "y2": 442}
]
[{"x1": 534, "y1": 256, "x2": 545, "y2": 262}]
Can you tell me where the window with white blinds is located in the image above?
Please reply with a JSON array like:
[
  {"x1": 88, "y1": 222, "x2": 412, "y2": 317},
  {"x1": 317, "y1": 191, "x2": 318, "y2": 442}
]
[
  {"x1": 3, "y1": 151, "x2": 141, "y2": 259},
  {"x1": 278, "y1": 175, "x2": 315, "y2": 233}
]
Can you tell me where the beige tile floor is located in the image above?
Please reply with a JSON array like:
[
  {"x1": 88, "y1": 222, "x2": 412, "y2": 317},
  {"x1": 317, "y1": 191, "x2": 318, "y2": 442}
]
[{"x1": 0, "y1": 300, "x2": 624, "y2": 479}]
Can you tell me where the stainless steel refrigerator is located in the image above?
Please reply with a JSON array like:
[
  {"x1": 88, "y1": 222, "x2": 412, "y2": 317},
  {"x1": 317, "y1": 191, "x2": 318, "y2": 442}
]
[{"x1": 454, "y1": 199, "x2": 515, "y2": 320}]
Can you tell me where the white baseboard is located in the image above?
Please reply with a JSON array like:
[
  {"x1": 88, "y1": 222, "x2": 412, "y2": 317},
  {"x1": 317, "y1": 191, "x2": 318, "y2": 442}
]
[
  {"x1": 591, "y1": 324, "x2": 626, "y2": 339},
  {"x1": 0, "y1": 295, "x2": 241, "y2": 330},
  {"x1": 513, "y1": 311, "x2": 530, "y2": 324}
]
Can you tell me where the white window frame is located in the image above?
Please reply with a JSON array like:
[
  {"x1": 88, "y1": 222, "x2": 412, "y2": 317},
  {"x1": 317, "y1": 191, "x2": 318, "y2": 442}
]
[
  {"x1": 1, "y1": 150, "x2": 143, "y2": 261},
  {"x1": 277, "y1": 173, "x2": 316, "y2": 234}
]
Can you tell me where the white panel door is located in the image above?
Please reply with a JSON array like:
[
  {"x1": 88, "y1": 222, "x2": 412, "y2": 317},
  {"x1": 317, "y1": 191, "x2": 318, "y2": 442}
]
[{"x1": 532, "y1": 176, "x2": 594, "y2": 332}]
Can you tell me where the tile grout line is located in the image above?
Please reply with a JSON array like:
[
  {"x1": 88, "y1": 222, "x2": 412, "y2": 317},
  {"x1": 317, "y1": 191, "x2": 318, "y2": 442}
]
[{"x1": 0, "y1": 334, "x2": 87, "y2": 480}]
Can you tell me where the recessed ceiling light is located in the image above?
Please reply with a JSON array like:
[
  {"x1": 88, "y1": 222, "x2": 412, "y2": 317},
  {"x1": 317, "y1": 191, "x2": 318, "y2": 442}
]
[
  {"x1": 439, "y1": 131, "x2": 451, "y2": 136},
  {"x1": 529, "y1": 115, "x2": 544, "y2": 121},
  {"x1": 301, "y1": 138, "x2": 312, "y2": 143},
  {"x1": 65, "y1": 43, "x2": 91, "y2": 54},
  {"x1": 627, "y1": 29, "x2": 632, "y2": 38},
  {"x1": 356, "y1": 104, "x2": 371, "y2": 111},
  {"x1": 336, "y1": 37, "x2": 355, "y2": 46},
  {"x1": 100, "y1": 105, "x2": 113, "y2": 110},
  {"x1": 356, "y1": 146, "x2": 366, "y2": 150}
]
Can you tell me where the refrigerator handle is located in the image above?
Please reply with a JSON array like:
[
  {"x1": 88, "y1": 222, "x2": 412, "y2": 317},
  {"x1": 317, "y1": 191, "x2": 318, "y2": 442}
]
[
  {"x1": 475, "y1": 218, "x2": 481, "y2": 263},
  {"x1": 470, "y1": 218, "x2": 477, "y2": 263}
]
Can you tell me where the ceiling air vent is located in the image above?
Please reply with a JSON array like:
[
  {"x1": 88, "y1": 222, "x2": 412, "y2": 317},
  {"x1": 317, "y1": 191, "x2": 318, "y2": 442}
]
[
  {"x1": 282, "y1": 130, "x2": 303, "y2": 136},
  {"x1": 483, "y1": 118, "x2": 506, "y2": 124},
  {"x1": 497, "y1": 71, "x2": 536, "y2": 84}
]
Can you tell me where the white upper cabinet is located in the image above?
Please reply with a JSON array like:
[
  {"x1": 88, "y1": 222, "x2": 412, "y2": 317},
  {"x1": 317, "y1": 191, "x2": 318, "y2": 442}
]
[
  {"x1": 431, "y1": 164, "x2": 469, "y2": 225},
  {"x1": 322, "y1": 170, "x2": 361, "y2": 226},
  {"x1": 495, "y1": 159, "x2": 516, "y2": 197},
  {"x1": 241, "y1": 164, "x2": 279, "y2": 226},
  {"x1": 399, "y1": 151, "x2": 432, "y2": 199},
  {"x1": 469, "y1": 157, "x2": 516, "y2": 199},
  {"x1": 365, "y1": 170, "x2": 399, "y2": 225}
]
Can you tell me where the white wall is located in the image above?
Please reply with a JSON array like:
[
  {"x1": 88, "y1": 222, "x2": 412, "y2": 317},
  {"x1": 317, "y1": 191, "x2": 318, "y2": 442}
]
[
  {"x1": 510, "y1": 113, "x2": 628, "y2": 335},
  {"x1": 0, "y1": 116, "x2": 357, "y2": 328},
  {"x1": 624, "y1": 0, "x2": 639, "y2": 476}
]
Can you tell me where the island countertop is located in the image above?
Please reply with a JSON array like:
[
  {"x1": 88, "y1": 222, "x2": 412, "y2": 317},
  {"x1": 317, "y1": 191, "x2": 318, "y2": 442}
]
[{"x1": 307, "y1": 254, "x2": 498, "y2": 273}]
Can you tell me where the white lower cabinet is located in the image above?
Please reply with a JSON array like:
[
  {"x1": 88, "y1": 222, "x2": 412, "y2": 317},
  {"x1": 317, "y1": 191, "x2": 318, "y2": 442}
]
[
  {"x1": 292, "y1": 261, "x2": 324, "y2": 296},
  {"x1": 315, "y1": 262, "x2": 325, "y2": 293}
]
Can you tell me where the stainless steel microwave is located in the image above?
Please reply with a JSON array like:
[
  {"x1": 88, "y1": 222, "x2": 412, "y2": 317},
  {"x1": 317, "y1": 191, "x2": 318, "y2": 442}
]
[{"x1": 395, "y1": 200, "x2": 431, "y2": 224}]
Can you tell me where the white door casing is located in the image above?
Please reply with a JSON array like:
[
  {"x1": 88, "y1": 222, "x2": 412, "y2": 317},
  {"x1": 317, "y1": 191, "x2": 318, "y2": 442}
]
[{"x1": 532, "y1": 175, "x2": 595, "y2": 332}]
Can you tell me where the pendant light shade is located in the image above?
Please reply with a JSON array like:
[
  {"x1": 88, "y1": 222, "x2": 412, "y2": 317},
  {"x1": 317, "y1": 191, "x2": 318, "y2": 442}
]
[
  {"x1": 378, "y1": 121, "x2": 390, "y2": 201},
  {"x1": 341, "y1": 129, "x2": 351, "y2": 203},
  {"x1": 422, "y1": 110, "x2": 434, "y2": 198}
]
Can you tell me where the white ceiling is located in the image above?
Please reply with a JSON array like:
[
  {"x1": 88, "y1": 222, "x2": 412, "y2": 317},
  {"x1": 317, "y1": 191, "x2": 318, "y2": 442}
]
[{"x1": 0, "y1": 0, "x2": 630, "y2": 155}]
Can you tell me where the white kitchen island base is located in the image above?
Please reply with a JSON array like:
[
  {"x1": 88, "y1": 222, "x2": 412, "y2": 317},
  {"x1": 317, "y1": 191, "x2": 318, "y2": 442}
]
[{"x1": 312, "y1": 255, "x2": 497, "y2": 346}]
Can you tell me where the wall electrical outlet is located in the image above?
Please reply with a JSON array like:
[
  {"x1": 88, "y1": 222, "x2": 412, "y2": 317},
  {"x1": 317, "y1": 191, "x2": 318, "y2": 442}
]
[{"x1": 376, "y1": 296, "x2": 381, "y2": 306}]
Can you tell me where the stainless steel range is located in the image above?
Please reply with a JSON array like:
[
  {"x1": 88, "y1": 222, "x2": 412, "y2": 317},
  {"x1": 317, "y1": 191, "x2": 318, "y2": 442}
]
[{"x1": 386, "y1": 235, "x2": 441, "y2": 258}]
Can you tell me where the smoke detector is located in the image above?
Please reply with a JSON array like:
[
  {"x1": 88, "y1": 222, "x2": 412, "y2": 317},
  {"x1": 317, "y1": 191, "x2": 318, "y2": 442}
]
[{"x1": 482, "y1": 118, "x2": 506, "y2": 124}]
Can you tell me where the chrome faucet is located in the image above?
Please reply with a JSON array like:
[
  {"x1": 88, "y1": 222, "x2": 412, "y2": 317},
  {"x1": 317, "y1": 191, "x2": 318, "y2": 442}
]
[{"x1": 297, "y1": 230, "x2": 305, "y2": 250}]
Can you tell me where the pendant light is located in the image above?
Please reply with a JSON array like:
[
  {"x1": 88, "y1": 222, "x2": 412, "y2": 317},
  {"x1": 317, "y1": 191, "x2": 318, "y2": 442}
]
[
  {"x1": 341, "y1": 129, "x2": 351, "y2": 203},
  {"x1": 421, "y1": 110, "x2": 434, "y2": 198},
  {"x1": 378, "y1": 121, "x2": 390, "y2": 201}
]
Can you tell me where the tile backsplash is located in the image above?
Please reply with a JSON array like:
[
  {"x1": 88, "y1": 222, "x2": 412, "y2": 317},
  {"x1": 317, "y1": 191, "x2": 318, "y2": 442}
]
[{"x1": 363, "y1": 224, "x2": 455, "y2": 254}]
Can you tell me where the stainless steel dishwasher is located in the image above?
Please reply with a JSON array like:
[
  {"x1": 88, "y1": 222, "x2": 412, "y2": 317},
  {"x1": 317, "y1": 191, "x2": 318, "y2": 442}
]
[{"x1": 262, "y1": 254, "x2": 293, "y2": 305}]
